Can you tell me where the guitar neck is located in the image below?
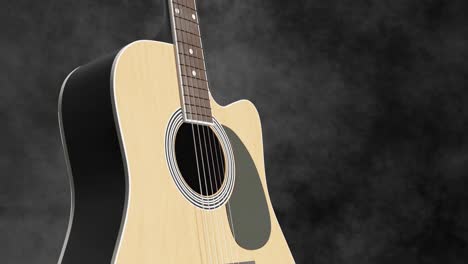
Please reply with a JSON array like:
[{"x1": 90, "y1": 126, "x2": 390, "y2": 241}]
[{"x1": 169, "y1": 0, "x2": 213, "y2": 125}]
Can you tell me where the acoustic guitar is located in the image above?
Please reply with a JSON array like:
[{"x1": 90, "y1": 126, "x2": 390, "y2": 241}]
[{"x1": 58, "y1": 0, "x2": 294, "y2": 263}]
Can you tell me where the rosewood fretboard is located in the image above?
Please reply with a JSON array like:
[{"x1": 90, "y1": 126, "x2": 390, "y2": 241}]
[{"x1": 169, "y1": 0, "x2": 212, "y2": 124}]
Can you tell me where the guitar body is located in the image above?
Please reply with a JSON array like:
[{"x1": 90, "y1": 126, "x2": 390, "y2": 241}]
[
  {"x1": 59, "y1": 2, "x2": 294, "y2": 263},
  {"x1": 113, "y1": 40, "x2": 293, "y2": 263},
  {"x1": 60, "y1": 40, "x2": 294, "y2": 264}
]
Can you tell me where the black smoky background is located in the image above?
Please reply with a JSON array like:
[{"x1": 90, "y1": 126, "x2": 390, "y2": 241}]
[{"x1": 1, "y1": 0, "x2": 468, "y2": 263}]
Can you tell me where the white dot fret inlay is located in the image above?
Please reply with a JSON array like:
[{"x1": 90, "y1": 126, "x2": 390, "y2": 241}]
[
  {"x1": 175, "y1": 8, "x2": 180, "y2": 14},
  {"x1": 189, "y1": 48, "x2": 194, "y2": 55},
  {"x1": 192, "y1": 70, "x2": 197, "y2": 76},
  {"x1": 192, "y1": 14, "x2": 196, "y2": 20}
]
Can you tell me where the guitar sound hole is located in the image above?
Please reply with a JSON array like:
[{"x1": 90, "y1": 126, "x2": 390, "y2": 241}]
[{"x1": 175, "y1": 123, "x2": 226, "y2": 196}]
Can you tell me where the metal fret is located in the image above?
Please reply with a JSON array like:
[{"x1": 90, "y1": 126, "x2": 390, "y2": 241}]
[
  {"x1": 184, "y1": 87, "x2": 209, "y2": 101},
  {"x1": 182, "y1": 76, "x2": 209, "y2": 89},
  {"x1": 177, "y1": 32, "x2": 202, "y2": 48},
  {"x1": 179, "y1": 56, "x2": 204, "y2": 69},
  {"x1": 189, "y1": 90, "x2": 209, "y2": 99},
  {"x1": 175, "y1": 12, "x2": 199, "y2": 24},
  {"x1": 179, "y1": 49, "x2": 203, "y2": 57},
  {"x1": 180, "y1": 59, "x2": 201, "y2": 70},
  {"x1": 174, "y1": 12, "x2": 197, "y2": 23},
  {"x1": 184, "y1": 95, "x2": 210, "y2": 102},
  {"x1": 183, "y1": 85, "x2": 209, "y2": 93},
  {"x1": 177, "y1": 33, "x2": 202, "y2": 47},
  {"x1": 173, "y1": 4, "x2": 199, "y2": 20},
  {"x1": 181, "y1": 70, "x2": 208, "y2": 82},
  {"x1": 178, "y1": 51, "x2": 204, "y2": 63},
  {"x1": 175, "y1": 20, "x2": 200, "y2": 37},
  {"x1": 175, "y1": 26, "x2": 200, "y2": 37},
  {"x1": 185, "y1": 103, "x2": 211, "y2": 110},
  {"x1": 173, "y1": 0, "x2": 196, "y2": 10}
]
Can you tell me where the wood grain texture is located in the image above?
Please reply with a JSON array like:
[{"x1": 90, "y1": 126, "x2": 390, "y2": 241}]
[{"x1": 111, "y1": 40, "x2": 294, "y2": 263}]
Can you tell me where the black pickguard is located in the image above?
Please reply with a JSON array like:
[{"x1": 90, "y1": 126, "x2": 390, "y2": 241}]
[{"x1": 224, "y1": 126, "x2": 272, "y2": 250}]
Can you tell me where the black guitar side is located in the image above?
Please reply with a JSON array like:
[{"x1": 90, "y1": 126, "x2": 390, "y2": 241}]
[{"x1": 57, "y1": 1, "x2": 173, "y2": 263}]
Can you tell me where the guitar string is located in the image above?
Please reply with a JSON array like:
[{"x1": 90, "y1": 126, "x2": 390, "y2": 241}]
[
  {"x1": 195, "y1": 123, "x2": 221, "y2": 263},
  {"x1": 209, "y1": 125, "x2": 233, "y2": 264},
  {"x1": 171, "y1": 0, "x2": 212, "y2": 262},
  {"x1": 185, "y1": 23, "x2": 221, "y2": 263},
  {"x1": 191, "y1": 123, "x2": 211, "y2": 264},
  {"x1": 201, "y1": 124, "x2": 229, "y2": 263},
  {"x1": 206, "y1": 125, "x2": 236, "y2": 264},
  {"x1": 194, "y1": 91, "x2": 223, "y2": 264},
  {"x1": 190, "y1": 73, "x2": 222, "y2": 264},
  {"x1": 190, "y1": 0, "x2": 237, "y2": 258},
  {"x1": 189, "y1": 0, "x2": 224, "y2": 262},
  {"x1": 201, "y1": 125, "x2": 222, "y2": 263},
  {"x1": 191, "y1": 0, "x2": 235, "y2": 258},
  {"x1": 174, "y1": 0, "x2": 238, "y2": 262},
  {"x1": 169, "y1": 0, "x2": 212, "y2": 263},
  {"x1": 210, "y1": 129, "x2": 239, "y2": 264}
]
